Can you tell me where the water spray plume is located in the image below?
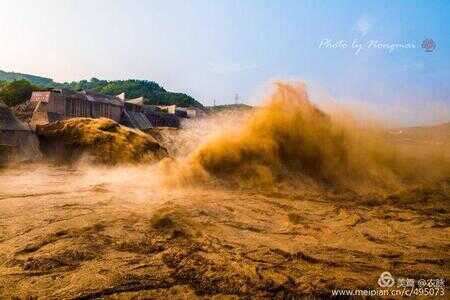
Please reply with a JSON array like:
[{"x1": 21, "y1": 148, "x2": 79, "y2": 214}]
[{"x1": 171, "y1": 82, "x2": 449, "y2": 191}]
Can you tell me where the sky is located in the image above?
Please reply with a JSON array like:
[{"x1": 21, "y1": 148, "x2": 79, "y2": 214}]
[{"x1": 0, "y1": 0, "x2": 449, "y2": 126}]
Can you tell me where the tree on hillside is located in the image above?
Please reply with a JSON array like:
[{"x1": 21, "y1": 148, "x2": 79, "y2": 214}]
[{"x1": 0, "y1": 80, "x2": 40, "y2": 106}]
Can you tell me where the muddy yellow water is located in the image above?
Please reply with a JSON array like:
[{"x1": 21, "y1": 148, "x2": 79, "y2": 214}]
[{"x1": 0, "y1": 164, "x2": 448, "y2": 299}]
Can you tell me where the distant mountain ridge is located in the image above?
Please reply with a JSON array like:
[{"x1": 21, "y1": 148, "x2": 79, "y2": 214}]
[
  {"x1": 0, "y1": 69, "x2": 203, "y2": 108},
  {"x1": 389, "y1": 122, "x2": 450, "y2": 145},
  {"x1": 207, "y1": 103, "x2": 253, "y2": 112},
  {"x1": 0, "y1": 70, "x2": 55, "y2": 87}
]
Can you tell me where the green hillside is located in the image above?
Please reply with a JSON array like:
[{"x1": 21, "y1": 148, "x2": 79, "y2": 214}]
[
  {"x1": 0, "y1": 70, "x2": 55, "y2": 87},
  {"x1": 59, "y1": 78, "x2": 203, "y2": 108},
  {"x1": 0, "y1": 70, "x2": 203, "y2": 108}
]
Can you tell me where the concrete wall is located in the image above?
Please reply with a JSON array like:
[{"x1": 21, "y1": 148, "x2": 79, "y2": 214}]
[
  {"x1": 110, "y1": 105, "x2": 122, "y2": 122},
  {"x1": 65, "y1": 97, "x2": 91, "y2": 118},
  {"x1": 30, "y1": 102, "x2": 51, "y2": 128},
  {"x1": 49, "y1": 93, "x2": 66, "y2": 114},
  {"x1": 0, "y1": 130, "x2": 42, "y2": 161}
]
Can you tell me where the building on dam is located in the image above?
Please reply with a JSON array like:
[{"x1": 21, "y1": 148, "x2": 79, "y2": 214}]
[{"x1": 27, "y1": 89, "x2": 195, "y2": 130}]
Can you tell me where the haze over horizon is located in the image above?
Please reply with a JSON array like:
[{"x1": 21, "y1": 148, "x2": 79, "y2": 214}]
[{"x1": 0, "y1": 0, "x2": 449, "y2": 126}]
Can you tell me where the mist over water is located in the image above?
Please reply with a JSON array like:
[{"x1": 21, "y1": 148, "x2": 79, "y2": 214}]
[{"x1": 4, "y1": 81, "x2": 448, "y2": 198}]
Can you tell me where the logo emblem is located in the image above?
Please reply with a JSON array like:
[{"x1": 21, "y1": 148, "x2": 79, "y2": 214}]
[
  {"x1": 378, "y1": 271, "x2": 395, "y2": 288},
  {"x1": 421, "y1": 39, "x2": 436, "y2": 52}
]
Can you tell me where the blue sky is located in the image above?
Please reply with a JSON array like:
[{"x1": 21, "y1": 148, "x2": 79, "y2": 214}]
[{"x1": 0, "y1": 0, "x2": 448, "y2": 125}]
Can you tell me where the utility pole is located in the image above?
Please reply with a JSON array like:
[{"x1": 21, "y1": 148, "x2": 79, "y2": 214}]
[{"x1": 234, "y1": 93, "x2": 239, "y2": 105}]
